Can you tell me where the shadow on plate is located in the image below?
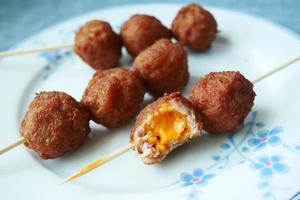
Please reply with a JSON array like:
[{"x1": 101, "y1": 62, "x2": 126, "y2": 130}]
[{"x1": 187, "y1": 34, "x2": 231, "y2": 57}]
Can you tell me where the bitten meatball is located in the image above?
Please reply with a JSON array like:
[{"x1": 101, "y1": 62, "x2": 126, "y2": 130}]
[
  {"x1": 121, "y1": 14, "x2": 172, "y2": 57},
  {"x1": 81, "y1": 68, "x2": 145, "y2": 128},
  {"x1": 75, "y1": 20, "x2": 122, "y2": 70},
  {"x1": 130, "y1": 92, "x2": 202, "y2": 164},
  {"x1": 20, "y1": 91, "x2": 91, "y2": 159},
  {"x1": 171, "y1": 3, "x2": 217, "y2": 51},
  {"x1": 133, "y1": 39, "x2": 189, "y2": 97},
  {"x1": 188, "y1": 71, "x2": 256, "y2": 134}
]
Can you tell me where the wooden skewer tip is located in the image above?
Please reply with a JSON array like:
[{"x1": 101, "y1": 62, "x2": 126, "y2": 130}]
[
  {"x1": 60, "y1": 143, "x2": 133, "y2": 185},
  {"x1": 251, "y1": 55, "x2": 300, "y2": 84}
]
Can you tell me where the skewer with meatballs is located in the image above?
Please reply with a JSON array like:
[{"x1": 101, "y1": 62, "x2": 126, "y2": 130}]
[
  {"x1": 0, "y1": 2, "x2": 298, "y2": 186},
  {"x1": 62, "y1": 53, "x2": 300, "y2": 181},
  {"x1": 0, "y1": 3, "x2": 219, "y2": 65},
  {"x1": 61, "y1": 70, "x2": 258, "y2": 183},
  {"x1": 0, "y1": 66, "x2": 147, "y2": 157},
  {"x1": 0, "y1": 19, "x2": 123, "y2": 70},
  {"x1": 62, "y1": 58, "x2": 300, "y2": 182}
]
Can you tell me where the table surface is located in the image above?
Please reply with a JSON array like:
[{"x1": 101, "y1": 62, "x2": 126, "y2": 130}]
[{"x1": 0, "y1": 0, "x2": 299, "y2": 50}]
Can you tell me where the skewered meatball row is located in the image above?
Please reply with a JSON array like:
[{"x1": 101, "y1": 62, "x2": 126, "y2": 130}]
[
  {"x1": 74, "y1": 2, "x2": 218, "y2": 70},
  {"x1": 73, "y1": 2, "x2": 218, "y2": 70},
  {"x1": 19, "y1": 68, "x2": 146, "y2": 159}
]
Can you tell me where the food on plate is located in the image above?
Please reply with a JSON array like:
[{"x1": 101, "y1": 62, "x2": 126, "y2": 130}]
[
  {"x1": 75, "y1": 20, "x2": 122, "y2": 70},
  {"x1": 188, "y1": 71, "x2": 255, "y2": 134},
  {"x1": 171, "y1": 3, "x2": 218, "y2": 51},
  {"x1": 130, "y1": 92, "x2": 202, "y2": 164},
  {"x1": 81, "y1": 68, "x2": 145, "y2": 128},
  {"x1": 120, "y1": 14, "x2": 172, "y2": 57},
  {"x1": 20, "y1": 91, "x2": 91, "y2": 159},
  {"x1": 133, "y1": 39, "x2": 189, "y2": 97}
]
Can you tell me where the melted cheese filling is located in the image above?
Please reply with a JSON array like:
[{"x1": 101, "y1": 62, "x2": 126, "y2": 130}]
[{"x1": 145, "y1": 103, "x2": 190, "y2": 153}]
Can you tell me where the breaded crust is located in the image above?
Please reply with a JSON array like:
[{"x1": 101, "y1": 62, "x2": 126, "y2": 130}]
[
  {"x1": 121, "y1": 14, "x2": 172, "y2": 57},
  {"x1": 188, "y1": 71, "x2": 255, "y2": 134},
  {"x1": 133, "y1": 39, "x2": 189, "y2": 97},
  {"x1": 171, "y1": 3, "x2": 217, "y2": 51},
  {"x1": 75, "y1": 20, "x2": 122, "y2": 70},
  {"x1": 20, "y1": 91, "x2": 91, "y2": 159},
  {"x1": 81, "y1": 68, "x2": 145, "y2": 128}
]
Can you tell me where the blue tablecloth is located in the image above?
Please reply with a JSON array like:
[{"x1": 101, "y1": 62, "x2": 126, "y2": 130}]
[{"x1": 0, "y1": 0, "x2": 299, "y2": 50}]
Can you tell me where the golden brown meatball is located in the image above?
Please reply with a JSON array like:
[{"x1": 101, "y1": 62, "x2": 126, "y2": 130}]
[
  {"x1": 20, "y1": 91, "x2": 91, "y2": 159},
  {"x1": 130, "y1": 92, "x2": 203, "y2": 164},
  {"x1": 75, "y1": 20, "x2": 122, "y2": 70},
  {"x1": 171, "y1": 3, "x2": 217, "y2": 51},
  {"x1": 81, "y1": 68, "x2": 145, "y2": 128},
  {"x1": 133, "y1": 39, "x2": 189, "y2": 97},
  {"x1": 188, "y1": 71, "x2": 255, "y2": 134},
  {"x1": 121, "y1": 14, "x2": 172, "y2": 57}
]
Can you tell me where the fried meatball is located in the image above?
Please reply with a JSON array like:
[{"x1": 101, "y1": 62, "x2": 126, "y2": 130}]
[
  {"x1": 130, "y1": 92, "x2": 202, "y2": 164},
  {"x1": 75, "y1": 20, "x2": 122, "y2": 70},
  {"x1": 133, "y1": 39, "x2": 189, "y2": 97},
  {"x1": 171, "y1": 3, "x2": 217, "y2": 51},
  {"x1": 121, "y1": 14, "x2": 172, "y2": 57},
  {"x1": 188, "y1": 71, "x2": 255, "y2": 134},
  {"x1": 81, "y1": 68, "x2": 145, "y2": 128},
  {"x1": 20, "y1": 91, "x2": 91, "y2": 159}
]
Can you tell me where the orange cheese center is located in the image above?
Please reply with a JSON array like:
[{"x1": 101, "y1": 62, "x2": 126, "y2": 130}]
[{"x1": 145, "y1": 103, "x2": 189, "y2": 152}]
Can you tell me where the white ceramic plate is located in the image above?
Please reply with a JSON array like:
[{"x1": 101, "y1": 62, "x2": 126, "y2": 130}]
[{"x1": 1, "y1": 3, "x2": 300, "y2": 200}]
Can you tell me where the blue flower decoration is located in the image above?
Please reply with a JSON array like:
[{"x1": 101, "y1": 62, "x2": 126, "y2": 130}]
[
  {"x1": 247, "y1": 127, "x2": 283, "y2": 151},
  {"x1": 39, "y1": 50, "x2": 62, "y2": 62},
  {"x1": 252, "y1": 155, "x2": 288, "y2": 178},
  {"x1": 180, "y1": 168, "x2": 214, "y2": 187}
]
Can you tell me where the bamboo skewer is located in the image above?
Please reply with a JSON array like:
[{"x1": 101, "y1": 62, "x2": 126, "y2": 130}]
[
  {"x1": 0, "y1": 137, "x2": 25, "y2": 155},
  {"x1": 0, "y1": 44, "x2": 73, "y2": 57},
  {"x1": 61, "y1": 55, "x2": 300, "y2": 184},
  {"x1": 252, "y1": 56, "x2": 300, "y2": 84},
  {"x1": 60, "y1": 143, "x2": 133, "y2": 184}
]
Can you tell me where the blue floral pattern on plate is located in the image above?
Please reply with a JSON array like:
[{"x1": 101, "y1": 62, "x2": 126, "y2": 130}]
[
  {"x1": 167, "y1": 111, "x2": 300, "y2": 199},
  {"x1": 247, "y1": 127, "x2": 283, "y2": 151},
  {"x1": 180, "y1": 168, "x2": 214, "y2": 187},
  {"x1": 252, "y1": 155, "x2": 288, "y2": 178}
]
